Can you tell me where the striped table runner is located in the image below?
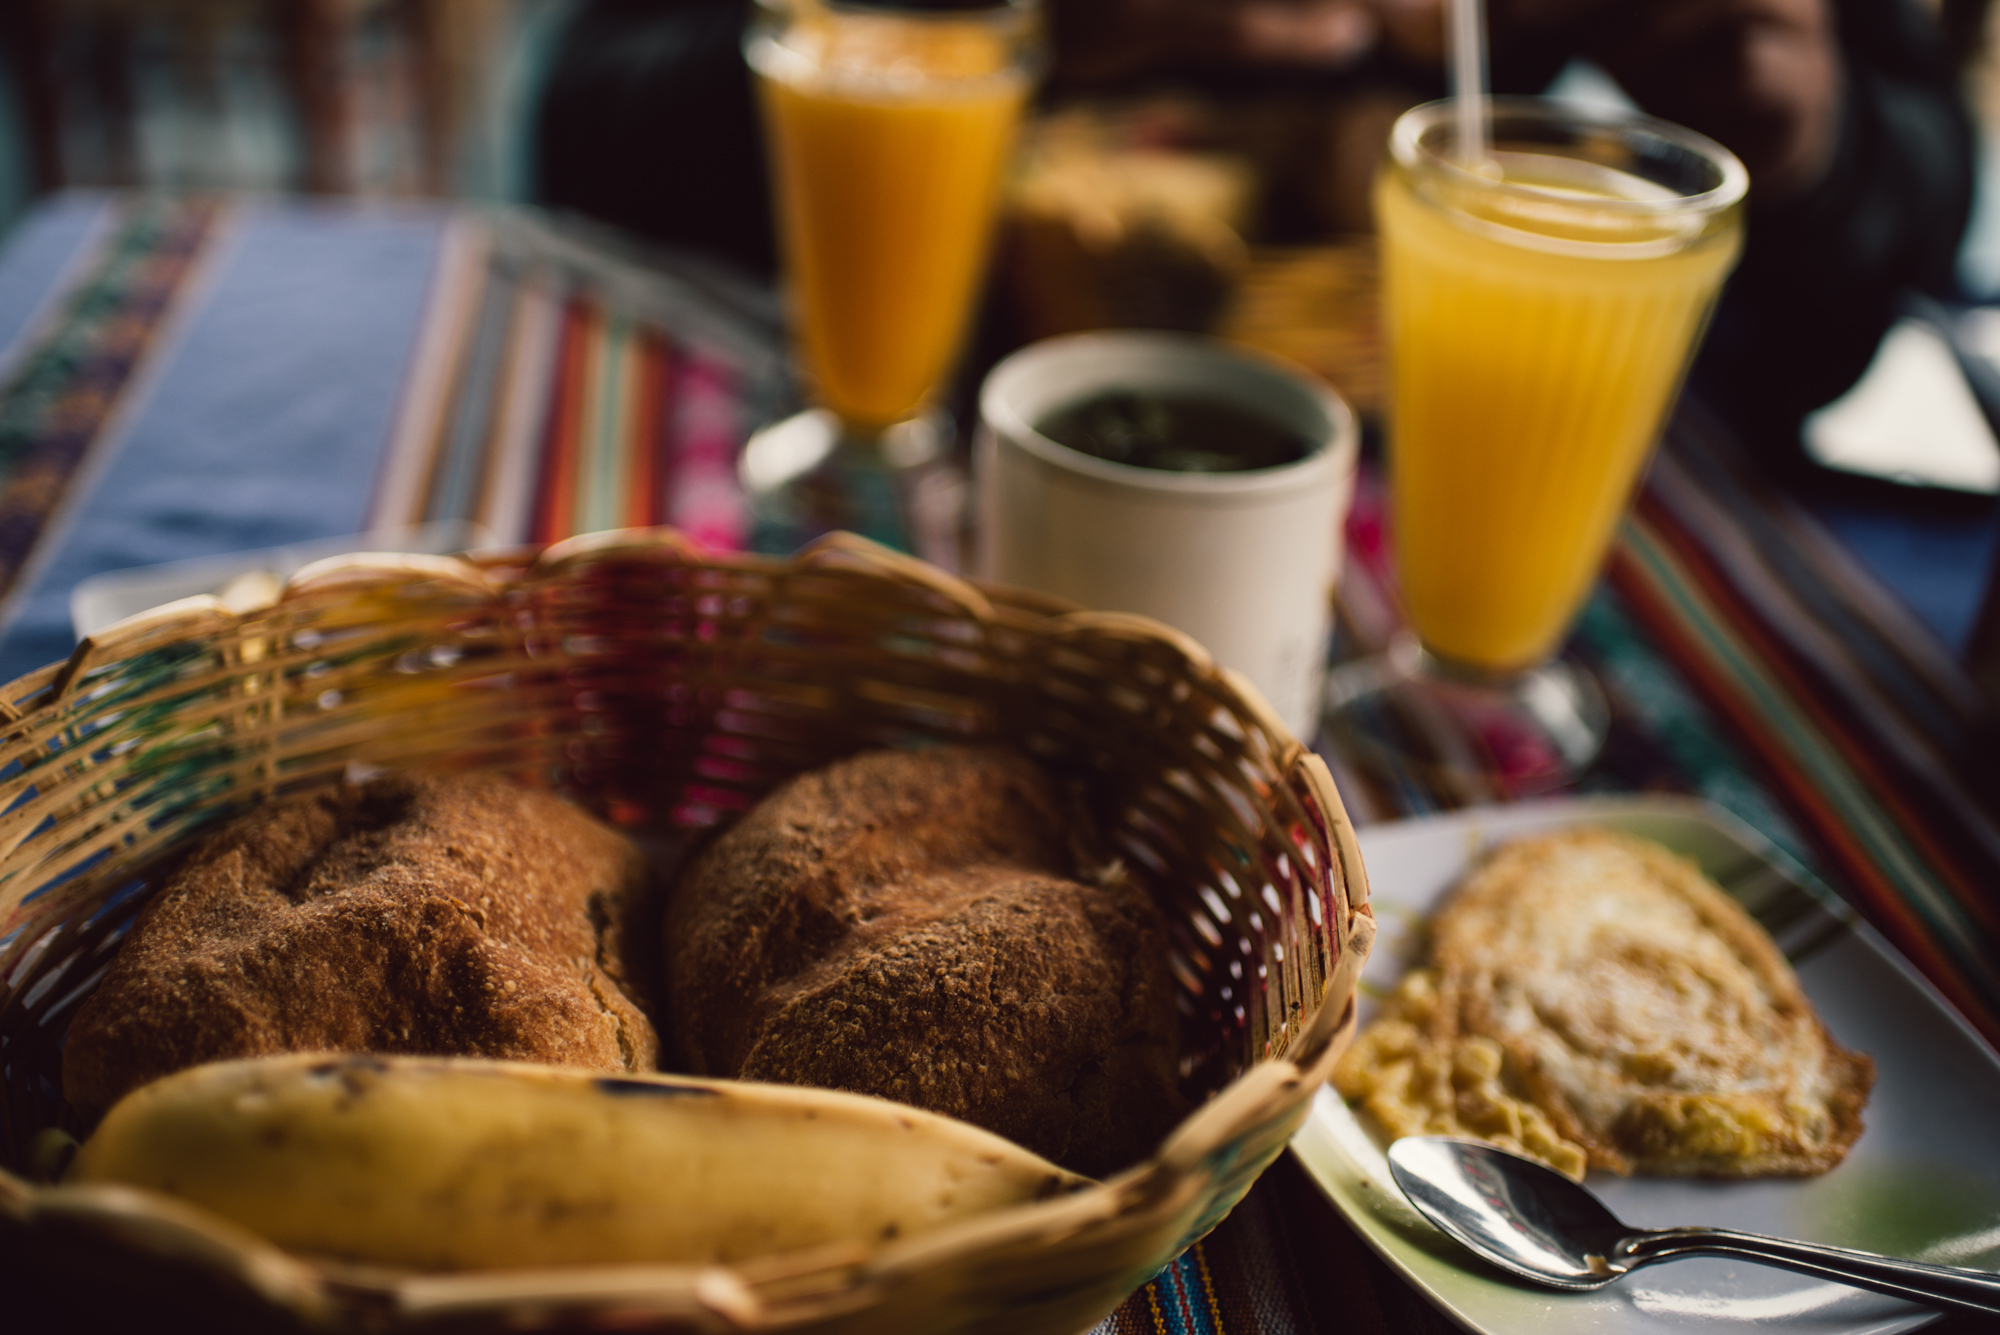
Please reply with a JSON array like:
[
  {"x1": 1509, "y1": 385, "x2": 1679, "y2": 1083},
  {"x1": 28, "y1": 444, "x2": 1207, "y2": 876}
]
[
  {"x1": 0, "y1": 196, "x2": 227, "y2": 621},
  {"x1": 2, "y1": 195, "x2": 1996, "y2": 1335},
  {"x1": 362, "y1": 210, "x2": 790, "y2": 555}
]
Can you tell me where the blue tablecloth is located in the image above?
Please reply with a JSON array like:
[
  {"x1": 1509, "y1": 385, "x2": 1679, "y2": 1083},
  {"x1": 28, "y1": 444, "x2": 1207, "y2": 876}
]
[{"x1": 0, "y1": 193, "x2": 447, "y2": 682}]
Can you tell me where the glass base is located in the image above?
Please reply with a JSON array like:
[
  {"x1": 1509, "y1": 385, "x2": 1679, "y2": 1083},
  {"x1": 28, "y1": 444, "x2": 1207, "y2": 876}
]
[
  {"x1": 1321, "y1": 635, "x2": 1609, "y2": 798},
  {"x1": 739, "y1": 409, "x2": 962, "y2": 564}
]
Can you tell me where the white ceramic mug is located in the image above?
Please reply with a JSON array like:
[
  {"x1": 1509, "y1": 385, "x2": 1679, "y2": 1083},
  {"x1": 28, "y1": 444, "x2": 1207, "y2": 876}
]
[{"x1": 976, "y1": 331, "x2": 1359, "y2": 741}]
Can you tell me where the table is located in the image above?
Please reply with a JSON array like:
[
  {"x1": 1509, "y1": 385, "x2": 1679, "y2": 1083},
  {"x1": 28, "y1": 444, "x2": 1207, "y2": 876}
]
[{"x1": 1, "y1": 190, "x2": 1997, "y2": 1335}]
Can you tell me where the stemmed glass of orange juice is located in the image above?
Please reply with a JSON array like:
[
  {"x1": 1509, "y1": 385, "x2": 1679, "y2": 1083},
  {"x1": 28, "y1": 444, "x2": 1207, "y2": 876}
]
[
  {"x1": 740, "y1": 0, "x2": 1039, "y2": 555},
  {"x1": 1324, "y1": 98, "x2": 1746, "y2": 793}
]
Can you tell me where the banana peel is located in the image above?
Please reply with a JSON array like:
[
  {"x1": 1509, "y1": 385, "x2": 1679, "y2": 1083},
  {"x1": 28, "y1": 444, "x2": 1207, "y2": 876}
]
[{"x1": 67, "y1": 1053, "x2": 1090, "y2": 1272}]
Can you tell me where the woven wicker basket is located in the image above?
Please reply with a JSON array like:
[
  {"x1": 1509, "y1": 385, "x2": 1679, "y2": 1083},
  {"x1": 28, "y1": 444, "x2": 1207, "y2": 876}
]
[{"x1": 0, "y1": 528, "x2": 1372, "y2": 1334}]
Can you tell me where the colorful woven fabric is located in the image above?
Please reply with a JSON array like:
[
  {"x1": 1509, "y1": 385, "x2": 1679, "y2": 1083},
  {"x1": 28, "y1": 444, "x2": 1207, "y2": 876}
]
[
  {"x1": 363, "y1": 213, "x2": 784, "y2": 553},
  {"x1": 0, "y1": 196, "x2": 224, "y2": 616}
]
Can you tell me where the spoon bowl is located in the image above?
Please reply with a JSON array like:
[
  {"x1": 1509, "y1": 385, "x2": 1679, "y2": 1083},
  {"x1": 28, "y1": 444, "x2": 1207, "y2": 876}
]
[
  {"x1": 1385, "y1": 1137, "x2": 2000, "y2": 1316},
  {"x1": 1386, "y1": 1136, "x2": 1632, "y2": 1289}
]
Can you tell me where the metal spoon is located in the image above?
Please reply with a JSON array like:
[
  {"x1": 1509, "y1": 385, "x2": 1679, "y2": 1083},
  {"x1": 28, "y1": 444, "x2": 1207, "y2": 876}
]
[{"x1": 1385, "y1": 1136, "x2": 2000, "y2": 1316}]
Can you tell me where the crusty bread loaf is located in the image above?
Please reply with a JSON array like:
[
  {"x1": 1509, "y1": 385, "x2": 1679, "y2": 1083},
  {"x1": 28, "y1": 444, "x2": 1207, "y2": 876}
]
[
  {"x1": 1335, "y1": 827, "x2": 1874, "y2": 1178},
  {"x1": 63, "y1": 772, "x2": 658, "y2": 1114},
  {"x1": 663, "y1": 746, "x2": 1186, "y2": 1177}
]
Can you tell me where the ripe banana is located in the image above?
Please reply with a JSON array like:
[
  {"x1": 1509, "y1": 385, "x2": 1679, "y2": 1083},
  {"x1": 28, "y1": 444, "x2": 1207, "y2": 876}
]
[{"x1": 67, "y1": 1053, "x2": 1088, "y2": 1271}]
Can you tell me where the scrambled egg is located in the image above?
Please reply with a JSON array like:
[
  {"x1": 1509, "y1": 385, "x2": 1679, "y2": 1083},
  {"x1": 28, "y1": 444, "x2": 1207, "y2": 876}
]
[{"x1": 1336, "y1": 969, "x2": 1589, "y2": 1180}]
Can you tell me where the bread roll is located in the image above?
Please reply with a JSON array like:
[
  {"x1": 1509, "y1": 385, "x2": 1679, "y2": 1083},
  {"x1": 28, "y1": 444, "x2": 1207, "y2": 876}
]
[
  {"x1": 663, "y1": 746, "x2": 1186, "y2": 1176},
  {"x1": 63, "y1": 772, "x2": 657, "y2": 1113}
]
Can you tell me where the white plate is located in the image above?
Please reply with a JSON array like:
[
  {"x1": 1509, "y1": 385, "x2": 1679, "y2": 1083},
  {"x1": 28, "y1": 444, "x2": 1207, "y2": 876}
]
[{"x1": 1291, "y1": 796, "x2": 2000, "y2": 1335}]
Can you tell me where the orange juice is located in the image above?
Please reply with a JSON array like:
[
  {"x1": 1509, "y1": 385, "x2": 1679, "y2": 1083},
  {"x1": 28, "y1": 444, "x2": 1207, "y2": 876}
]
[
  {"x1": 750, "y1": 8, "x2": 1031, "y2": 430},
  {"x1": 1378, "y1": 107, "x2": 1743, "y2": 672}
]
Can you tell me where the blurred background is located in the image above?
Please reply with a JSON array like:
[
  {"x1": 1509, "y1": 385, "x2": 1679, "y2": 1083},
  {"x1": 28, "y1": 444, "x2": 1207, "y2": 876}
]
[
  {"x1": 6, "y1": 0, "x2": 2000, "y2": 460},
  {"x1": 0, "y1": 0, "x2": 567, "y2": 229},
  {"x1": 0, "y1": 0, "x2": 1394, "y2": 433}
]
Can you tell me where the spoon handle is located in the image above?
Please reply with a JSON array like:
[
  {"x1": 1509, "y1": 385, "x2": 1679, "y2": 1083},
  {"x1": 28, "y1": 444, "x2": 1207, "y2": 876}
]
[{"x1": 1627, "y1": 1228, "x2": 2000, "y2": 1316}]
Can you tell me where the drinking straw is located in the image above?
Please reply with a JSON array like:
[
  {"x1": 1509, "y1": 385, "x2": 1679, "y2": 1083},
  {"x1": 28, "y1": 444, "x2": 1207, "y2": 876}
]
[{"x1": 1449, "y1": 0, "x2": 1490, "y2": 167}]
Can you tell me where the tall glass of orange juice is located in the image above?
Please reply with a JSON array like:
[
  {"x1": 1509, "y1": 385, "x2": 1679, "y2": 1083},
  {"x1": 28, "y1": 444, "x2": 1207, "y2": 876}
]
[
  {"x1": 741, "y1": 0, "x2": 1038, "y2": 553},
  {"x1": 1328, "y1": 98, "x2": 1745, "y2": 790}
]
